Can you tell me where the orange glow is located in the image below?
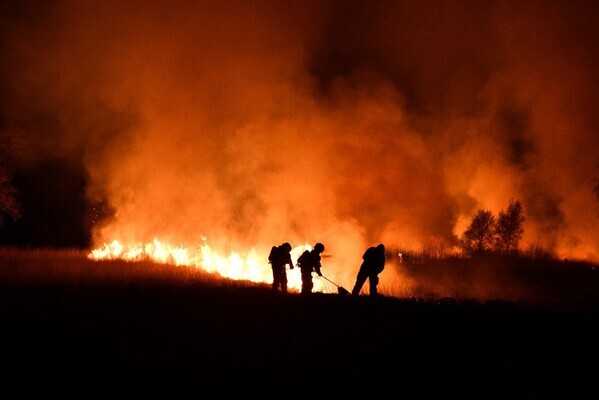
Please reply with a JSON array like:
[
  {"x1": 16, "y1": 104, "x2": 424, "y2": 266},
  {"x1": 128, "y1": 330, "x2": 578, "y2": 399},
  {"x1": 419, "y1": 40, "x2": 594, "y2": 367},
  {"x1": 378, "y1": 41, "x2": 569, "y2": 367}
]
[
  {"x1": 5, "y1": 0, "x2": 594, "y2": 291},
  {"x1": 89, "y1": 239, "x2": 326, "y2": 293}
]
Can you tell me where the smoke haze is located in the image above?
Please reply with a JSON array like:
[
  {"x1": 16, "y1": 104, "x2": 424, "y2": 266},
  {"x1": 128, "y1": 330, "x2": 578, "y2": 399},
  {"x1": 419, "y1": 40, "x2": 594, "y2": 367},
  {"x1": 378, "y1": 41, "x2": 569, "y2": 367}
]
[{"x1": 2, "y1": 0, "x2": 599, "y2": 283}]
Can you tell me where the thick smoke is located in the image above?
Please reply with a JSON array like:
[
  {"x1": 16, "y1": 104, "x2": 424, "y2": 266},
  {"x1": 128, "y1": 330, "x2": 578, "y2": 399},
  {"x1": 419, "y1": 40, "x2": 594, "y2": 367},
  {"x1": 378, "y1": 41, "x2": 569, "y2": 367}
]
[{"x1": 1, "y1": 0, "x2": 598, "y2": 287}]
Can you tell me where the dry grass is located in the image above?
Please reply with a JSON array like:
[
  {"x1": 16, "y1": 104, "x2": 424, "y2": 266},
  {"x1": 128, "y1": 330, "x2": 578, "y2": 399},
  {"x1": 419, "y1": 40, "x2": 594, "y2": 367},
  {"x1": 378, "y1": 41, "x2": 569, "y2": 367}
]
[
  {"x1": 385, "y1": 244, "x2": 599, "y2": 312},
  {"x1": 1, "y1": 246, "x2": 598, "y2": 398}
]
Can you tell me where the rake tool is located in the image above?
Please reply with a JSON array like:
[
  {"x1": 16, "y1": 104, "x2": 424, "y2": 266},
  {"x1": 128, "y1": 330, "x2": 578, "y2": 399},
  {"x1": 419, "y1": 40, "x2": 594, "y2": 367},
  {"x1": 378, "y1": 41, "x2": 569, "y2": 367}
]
[{"x1": 320, "y1": 274, "x2": 351, "y2": 296}]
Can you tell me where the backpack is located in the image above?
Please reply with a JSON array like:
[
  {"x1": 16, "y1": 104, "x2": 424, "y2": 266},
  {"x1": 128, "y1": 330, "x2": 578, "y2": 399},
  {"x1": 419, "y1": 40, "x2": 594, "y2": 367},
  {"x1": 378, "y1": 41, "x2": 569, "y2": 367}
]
[
  {"x1": 268, "y1": 246, "x2": 280, "y2": 264},
  {"x1": 297, "y1": 250, "x2": 311, "y2": 267}
]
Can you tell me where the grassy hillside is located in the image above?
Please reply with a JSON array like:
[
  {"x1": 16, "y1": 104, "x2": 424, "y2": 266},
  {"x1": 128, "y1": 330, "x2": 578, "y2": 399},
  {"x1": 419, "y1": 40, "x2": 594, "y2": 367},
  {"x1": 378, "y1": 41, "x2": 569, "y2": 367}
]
[{"x1": 1, "y1": 248, "x2": 598, "y2": 398}]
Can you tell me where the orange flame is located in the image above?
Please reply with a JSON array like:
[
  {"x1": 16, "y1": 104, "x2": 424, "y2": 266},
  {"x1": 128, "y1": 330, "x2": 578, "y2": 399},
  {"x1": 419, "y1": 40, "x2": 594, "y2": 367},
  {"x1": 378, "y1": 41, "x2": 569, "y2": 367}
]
[{"x1": 88, "y1": 238, "x2": 327, "y2": 293}]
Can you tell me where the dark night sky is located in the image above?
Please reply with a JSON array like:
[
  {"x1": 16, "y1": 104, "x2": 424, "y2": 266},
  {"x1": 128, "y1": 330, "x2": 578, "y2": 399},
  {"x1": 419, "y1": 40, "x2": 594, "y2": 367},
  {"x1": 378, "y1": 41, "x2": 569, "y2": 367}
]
[
  {"x1": 0, "y1": 157, "x2": 93, "y2": 248},
  {"x1": 1, "y1": 0, "x2": 599, "y2": 266}
]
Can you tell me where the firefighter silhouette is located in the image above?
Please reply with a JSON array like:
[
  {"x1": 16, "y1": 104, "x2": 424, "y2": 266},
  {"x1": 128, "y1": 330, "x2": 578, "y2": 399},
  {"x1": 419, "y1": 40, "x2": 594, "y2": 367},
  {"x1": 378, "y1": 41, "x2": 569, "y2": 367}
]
[
  {"x1": 297, "y1": 242, "x2": 324, "y2": 295},
  {"x1": 351, "y1": 244, "x2": 386, "y2": 297},
  {"x1": 268, "y1": 242, "x2": 294, "y2": 293}
]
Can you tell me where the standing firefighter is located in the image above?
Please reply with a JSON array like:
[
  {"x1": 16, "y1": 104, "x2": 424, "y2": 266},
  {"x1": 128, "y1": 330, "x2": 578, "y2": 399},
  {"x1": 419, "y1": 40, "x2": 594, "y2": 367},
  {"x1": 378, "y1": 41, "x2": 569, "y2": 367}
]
[
  {"x1": 351, "y1": 244, "x2": 386, "y2": 297},
  {"x1": 297, "y1": 242, "x2": 325, "y2": 295},
  {"x1": 268, "y1": 242, "x2": 294, "y2": 294}
]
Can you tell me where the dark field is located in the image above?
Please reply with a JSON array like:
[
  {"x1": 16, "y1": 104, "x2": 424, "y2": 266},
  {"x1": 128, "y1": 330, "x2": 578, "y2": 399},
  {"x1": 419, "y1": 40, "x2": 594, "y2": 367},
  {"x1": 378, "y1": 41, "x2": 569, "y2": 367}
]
[{"x1": 1, "y1": 249, "x2": 599, "y2": 399}]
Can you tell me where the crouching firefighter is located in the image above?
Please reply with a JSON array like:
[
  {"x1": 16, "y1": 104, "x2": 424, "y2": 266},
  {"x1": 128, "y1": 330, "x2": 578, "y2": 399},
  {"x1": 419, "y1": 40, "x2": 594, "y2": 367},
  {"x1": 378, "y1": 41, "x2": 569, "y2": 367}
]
[
  {"x1": 268, "y1": 242, "x2": 294, "y2": 294},
  {"x1": 351, "y1": 243, "x2": 386, "y2": 297}
]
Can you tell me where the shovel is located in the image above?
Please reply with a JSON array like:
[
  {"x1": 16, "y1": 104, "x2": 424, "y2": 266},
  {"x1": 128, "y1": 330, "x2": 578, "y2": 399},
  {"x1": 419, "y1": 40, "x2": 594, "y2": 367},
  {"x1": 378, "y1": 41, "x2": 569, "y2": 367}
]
[{"x1": 320, "y1": 274, "x2": 351, "y2": 296}]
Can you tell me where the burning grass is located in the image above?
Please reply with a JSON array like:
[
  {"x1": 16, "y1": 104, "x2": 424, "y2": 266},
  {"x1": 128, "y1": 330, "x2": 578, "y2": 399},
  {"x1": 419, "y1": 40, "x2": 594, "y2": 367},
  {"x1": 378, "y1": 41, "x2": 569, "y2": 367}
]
[
  {"x1": 0, "y1": 246, "x2": 261, "y2": 289},
  {"x1": 2, "y1": 245, "x2": 599, "y2": 312}
]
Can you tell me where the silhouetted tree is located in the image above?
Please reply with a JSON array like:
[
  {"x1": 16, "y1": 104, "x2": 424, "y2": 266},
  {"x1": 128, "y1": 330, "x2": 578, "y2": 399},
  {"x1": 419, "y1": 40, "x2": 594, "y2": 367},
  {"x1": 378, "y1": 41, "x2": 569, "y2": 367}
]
[
  {"x1": 494, "y1": 199, "x2": 524, "y2": 254},
  {"x1": 460, "y1": 209, "x2": 496, "y2": 255},
  {"x1": 0, "y1": 131, "x2": 21, "y2": 227}
]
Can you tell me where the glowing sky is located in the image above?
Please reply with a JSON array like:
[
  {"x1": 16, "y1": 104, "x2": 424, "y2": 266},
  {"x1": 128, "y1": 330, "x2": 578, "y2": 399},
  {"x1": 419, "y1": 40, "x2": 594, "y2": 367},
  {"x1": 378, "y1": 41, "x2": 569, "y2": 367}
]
[{"x1": 1, "y1": 0, "x2": 598, "y2": 269}]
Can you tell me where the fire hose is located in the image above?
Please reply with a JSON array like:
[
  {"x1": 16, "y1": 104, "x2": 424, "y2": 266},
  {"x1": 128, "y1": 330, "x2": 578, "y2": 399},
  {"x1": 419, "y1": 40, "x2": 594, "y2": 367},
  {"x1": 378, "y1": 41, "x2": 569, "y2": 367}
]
[
  {"x1": 285, "y1": 267, "x2": 350, "y2": 295},
  {"x1": 319, "y1": 274, "x2": 351, "y2": 296}
]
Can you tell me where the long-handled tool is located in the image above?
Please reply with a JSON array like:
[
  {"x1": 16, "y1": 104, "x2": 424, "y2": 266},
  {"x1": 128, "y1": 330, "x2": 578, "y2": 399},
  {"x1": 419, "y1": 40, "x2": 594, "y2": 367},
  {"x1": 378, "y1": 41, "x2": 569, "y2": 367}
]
[{"x1": 320, "y1": 274, "x2": 350, "y2": 296}]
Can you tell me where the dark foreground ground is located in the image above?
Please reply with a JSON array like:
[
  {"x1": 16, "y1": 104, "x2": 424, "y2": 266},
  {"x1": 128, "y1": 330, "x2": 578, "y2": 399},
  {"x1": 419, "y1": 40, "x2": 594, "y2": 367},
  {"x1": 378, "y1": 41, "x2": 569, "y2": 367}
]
[{"x1": 1, "y1": 281, "x2": 598, "y2": 399}]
